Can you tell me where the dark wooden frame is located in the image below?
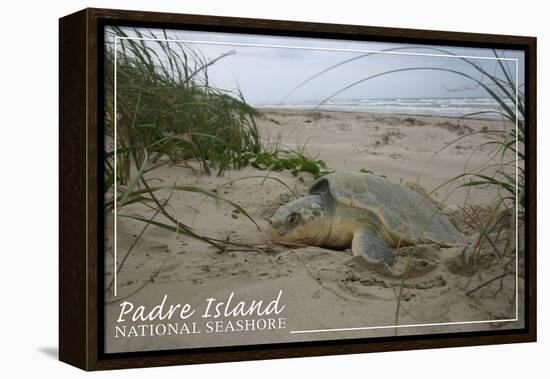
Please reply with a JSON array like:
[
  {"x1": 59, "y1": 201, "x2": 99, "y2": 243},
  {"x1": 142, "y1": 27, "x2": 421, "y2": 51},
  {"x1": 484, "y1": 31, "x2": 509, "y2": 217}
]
[{"x1": 59, "y1": 7, "x2": 537, "y2": 371}]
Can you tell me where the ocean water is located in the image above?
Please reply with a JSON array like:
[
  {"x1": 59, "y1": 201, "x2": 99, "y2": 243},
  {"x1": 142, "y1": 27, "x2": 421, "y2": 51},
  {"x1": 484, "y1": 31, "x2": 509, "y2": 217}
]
[{"x1": 255, "y1": 97, "x2": 517, "y2": 120}]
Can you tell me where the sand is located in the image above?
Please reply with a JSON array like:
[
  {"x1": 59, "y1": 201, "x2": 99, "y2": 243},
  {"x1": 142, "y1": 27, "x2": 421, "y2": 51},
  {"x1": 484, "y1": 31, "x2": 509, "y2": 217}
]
[{"x1": 104, "y1": 109, "x2": 523, "y2": 353}]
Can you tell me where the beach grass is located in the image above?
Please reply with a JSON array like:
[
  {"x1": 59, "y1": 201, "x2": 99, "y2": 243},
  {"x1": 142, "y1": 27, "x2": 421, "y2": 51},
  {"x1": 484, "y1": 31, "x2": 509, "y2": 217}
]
[
  {"x1": 287, "y1": 46, "x2": 524, "y2": 327},
  {"x1": 104, "y1": 26, "x2": 262, "y2": 181},
  {"x1": 104, "y1": 26, "x2": 330, "y2": 183},
  {"x1": 289, "y1": 46, "x2": 524, "y2": 216},
  {"x1": 102, "y1": 27, "x2": 331, "y2": 287},
  {"x1": 102, "y1": 26, "x2": 264, "y2": 285}
]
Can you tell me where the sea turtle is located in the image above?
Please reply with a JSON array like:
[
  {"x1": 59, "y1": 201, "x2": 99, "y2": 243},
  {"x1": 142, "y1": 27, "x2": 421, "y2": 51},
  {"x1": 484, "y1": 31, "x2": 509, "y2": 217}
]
[{"x1": 267, "y1": 171, "x2": 466, "y2": 266}]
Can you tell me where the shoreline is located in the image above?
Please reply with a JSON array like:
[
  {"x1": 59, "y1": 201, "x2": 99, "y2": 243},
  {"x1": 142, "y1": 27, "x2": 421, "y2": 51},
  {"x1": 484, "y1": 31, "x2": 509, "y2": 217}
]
[{"x1": 255, "y1": 106, "x2": 514, "y2": 122}]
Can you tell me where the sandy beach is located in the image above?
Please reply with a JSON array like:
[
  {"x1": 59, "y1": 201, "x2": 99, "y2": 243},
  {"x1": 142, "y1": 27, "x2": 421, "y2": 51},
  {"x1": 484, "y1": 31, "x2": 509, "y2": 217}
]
[
  {"x1": 257, "y1": 108, "x2": 519, "y2": 205},
  {"x1": 104, "y1": 109, "x2": 523, "y2": 353}
]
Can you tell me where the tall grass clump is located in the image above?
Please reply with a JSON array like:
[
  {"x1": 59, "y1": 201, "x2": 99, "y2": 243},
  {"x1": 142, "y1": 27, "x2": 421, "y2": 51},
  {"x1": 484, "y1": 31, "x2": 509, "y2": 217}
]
[
  {"x1": 102, "y1": 27, "x2": 331, "y2": 298},
  {"x1": 285, "y1": 47, "x2": 525, "y2": 328},
  {"x1": 288, "y1": 47, "x2": 524, "y2": 219},
  {"x1": 102, "y1": 27, "x2": 270, "y2": 296},
  {"x1": 104, "y1": 26, "x2": 261, "y2": 183}
]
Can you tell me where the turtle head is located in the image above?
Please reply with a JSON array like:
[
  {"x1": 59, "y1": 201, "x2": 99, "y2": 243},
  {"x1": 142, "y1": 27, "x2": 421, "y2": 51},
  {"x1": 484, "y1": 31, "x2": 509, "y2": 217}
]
[{"x1": 267, "y1": 194, "x2": 328, "y2": 246}]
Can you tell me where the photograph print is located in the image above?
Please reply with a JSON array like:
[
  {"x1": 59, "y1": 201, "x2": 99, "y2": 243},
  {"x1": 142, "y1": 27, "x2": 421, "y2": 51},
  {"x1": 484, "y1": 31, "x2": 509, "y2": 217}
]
[{"x1": 102, "y1": 25, "x2": 526, "y2": 354}]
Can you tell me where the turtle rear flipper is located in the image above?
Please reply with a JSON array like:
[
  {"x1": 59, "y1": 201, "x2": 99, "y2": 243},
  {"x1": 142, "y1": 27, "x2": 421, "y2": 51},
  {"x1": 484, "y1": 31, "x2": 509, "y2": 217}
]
[{"x1": 351, "y1": 228, "x2": 395, "y2": 266}]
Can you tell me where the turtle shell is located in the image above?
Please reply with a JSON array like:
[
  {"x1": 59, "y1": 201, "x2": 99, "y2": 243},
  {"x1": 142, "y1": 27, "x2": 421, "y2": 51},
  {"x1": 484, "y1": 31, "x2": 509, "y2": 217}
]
[{"x1": 309, "y1": 172, "x2": 465, "y2": 245}]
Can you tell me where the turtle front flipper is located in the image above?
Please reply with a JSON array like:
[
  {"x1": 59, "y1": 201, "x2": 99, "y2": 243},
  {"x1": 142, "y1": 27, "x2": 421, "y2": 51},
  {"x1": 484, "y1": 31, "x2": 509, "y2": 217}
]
[{"x1": 351, "y1": 228, "x2": 395, "y2": 266}]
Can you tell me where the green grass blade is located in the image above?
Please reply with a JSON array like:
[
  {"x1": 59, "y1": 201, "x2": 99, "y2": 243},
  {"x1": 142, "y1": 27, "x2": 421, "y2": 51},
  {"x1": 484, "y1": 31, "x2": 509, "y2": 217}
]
[{"x1": 118, "y1": 149, "x2": 149, "y2": 206}]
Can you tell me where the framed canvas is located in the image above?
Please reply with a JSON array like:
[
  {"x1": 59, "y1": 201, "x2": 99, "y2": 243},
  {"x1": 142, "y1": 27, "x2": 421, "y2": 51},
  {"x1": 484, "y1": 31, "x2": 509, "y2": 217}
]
[{"x1": 59, "y1": 8, "x2": 537, "y2": 371}]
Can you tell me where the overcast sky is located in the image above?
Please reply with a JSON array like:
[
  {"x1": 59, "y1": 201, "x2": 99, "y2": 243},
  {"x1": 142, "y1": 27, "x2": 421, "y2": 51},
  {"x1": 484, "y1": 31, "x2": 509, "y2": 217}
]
[{"x1": 112, "y1": 27, "x2": 525, "y2": 106}]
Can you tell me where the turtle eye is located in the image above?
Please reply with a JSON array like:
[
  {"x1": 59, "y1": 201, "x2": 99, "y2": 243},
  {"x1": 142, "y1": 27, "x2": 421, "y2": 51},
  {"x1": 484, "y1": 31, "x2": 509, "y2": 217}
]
[{"x1": 286, "y1": 213, "x2": 300, "y2": 226}]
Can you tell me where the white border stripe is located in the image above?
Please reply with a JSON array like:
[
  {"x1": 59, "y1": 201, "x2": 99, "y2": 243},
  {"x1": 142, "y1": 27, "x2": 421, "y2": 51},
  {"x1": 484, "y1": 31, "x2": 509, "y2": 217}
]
[
  {"x1": 290, "y1": 318, "x2": 518, "y2": 334},
  {"x1": 115, "y1": 35, "x2": 518, "y2": 62},
  {"x1": 515, "y1": 59, "x2": 519, "y2": 320},
  {"x1": 113, "y1": 36, "x2": 118, "y2": 297}
]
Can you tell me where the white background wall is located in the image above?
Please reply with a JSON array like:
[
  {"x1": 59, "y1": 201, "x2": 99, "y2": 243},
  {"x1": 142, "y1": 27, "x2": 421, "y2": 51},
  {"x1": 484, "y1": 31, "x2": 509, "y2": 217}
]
[{"x1": 0, "y1": 0, "x2": 546, "y2": 377}]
